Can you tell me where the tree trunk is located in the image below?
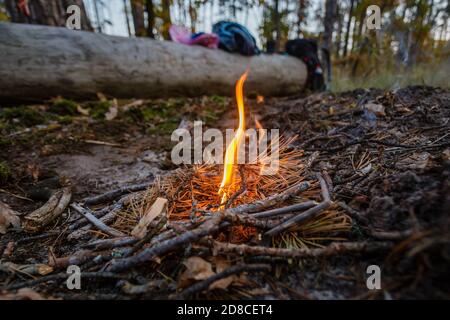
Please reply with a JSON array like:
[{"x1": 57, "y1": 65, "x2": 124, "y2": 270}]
[
  {"x1": 130, "y1": 0, "x2": 145, "y2": 37},
  {"x1": 274, "y1": 0, "x2": 281, "y2": 52},
  {"x1": 335, "y1": 3, "x2": 343, "y2": 57},
  {"x1": 343, "y1": 0, "x2": 354, "y2": 57},
  {"x1": 123, "y1": 0, "x2": 132, "y2": 36},
  {"x1": 5, "y1": 0, "x2": 92, "y2": 31},
  {"x1": 161, "y1": 0, "x2": 172, "y2": 40},
  {"x1": 92, "y1": 0, "x2": 102, "y2": 33},
  {"x1": 0, "y1": 22, "x2": 307, "y2": 102},
  {"x1": 323, "y1": 0, "x2": 337, "y2": 54},
  {"x1": 145, "y1": 0, "x2": 155, "y2": 38}
]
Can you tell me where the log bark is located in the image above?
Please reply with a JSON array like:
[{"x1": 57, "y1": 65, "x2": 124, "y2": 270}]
[{"x1": 0, "y1": 22, "x2": 307, "y2": 101}]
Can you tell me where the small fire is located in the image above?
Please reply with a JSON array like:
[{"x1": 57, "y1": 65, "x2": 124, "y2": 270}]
[{"x1": 218, "y1": 71, "x2": 248, "y2": 204}]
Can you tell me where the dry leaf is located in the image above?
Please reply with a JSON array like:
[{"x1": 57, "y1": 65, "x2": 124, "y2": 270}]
[
  {"x1": 0, "y1": 288, "x2": 50, "y2": 300},
  {"x1": 442, "y1": 149, "x2": 450, "y2": 161},
  {"x1": 209, "y1": 257, "x2": 237, "y2": 290},
  {"x1": 96, "y1": 92, "x2": 107, "y2": 101},
  {"x1": 76, "y1": 104, "x2": 90, "y2": 116},
  {"x1": 364, "y1": 103, "x2": 386, "y2": 116},
  {"x1": 179, "y1": 257, "x2": 215, "y2": 288},
  {"x1": 26, "y1": 164, "x2": 40, "y2": 182},
  {"x1": 397, "y1": 152, "x2": 431, "y2": 170},
  {"x1": 3, "y1": 241, "x2": 15, "y2": 257},
  {"x1": 0, "y1": 202, "x2": 21, "y2": 234}
]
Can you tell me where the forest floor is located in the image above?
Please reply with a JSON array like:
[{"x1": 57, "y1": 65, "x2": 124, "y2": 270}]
[{"x1": 0, "y1": 86, "x2": 449, "y2": 300}]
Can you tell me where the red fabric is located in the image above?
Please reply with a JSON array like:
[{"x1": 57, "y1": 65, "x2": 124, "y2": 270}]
[{"x1": 17, "y1": 0, "x2": 31, "y2": 17}]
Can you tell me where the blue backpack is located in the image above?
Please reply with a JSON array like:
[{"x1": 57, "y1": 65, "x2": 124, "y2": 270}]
[{"x1": 212, "y1": 21, "x2": 260, "y2": 56}]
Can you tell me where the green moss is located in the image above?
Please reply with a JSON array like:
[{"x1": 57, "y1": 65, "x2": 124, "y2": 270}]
[
  {"x1": 0, "y1": 161, "x2": 11, "y2": 183},
  {"x1": 0, "y1": 106, "x2": 46, "y2": 127},
  {"x1": 210, "y1": 95, "x2": 227, "y2": 105},
  {"x1": 146, "y1": 120, "x2": 179, "y2": 135},
  {"x1": 49, "y1": 98, "x2": 78, "y2": 116},
  {"x1": 125, "y1": 102, "x2": 175, "y2": 123},
  {"x1": 87, "y1": 101, "x2": 112, "y2": 120},
  {"x1": 56, "y1": 115, "x2": 74, "y2": 125}
]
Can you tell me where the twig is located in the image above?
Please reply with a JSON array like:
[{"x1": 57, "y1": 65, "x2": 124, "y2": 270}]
[
  {"x1": 16, "y1": 232, "x2": 59, "y2": 244},
  {"x1": 213, "y1": 241, "x2": 393, "y2": 259},
  {"x1": 224, "y1": 165, "x2": 247, "y2": 209},
  {"x1": 24, "y1": 187, "x2": 72, "y2": 233},
  {"x1": 107, "y1": 215, "x2": 224, "y2": 272},
  {"x1": 337, "y1": 201, "x2": 369, "y2": 225},
  {"x1": 82, "y1": 139, "x2": 122, "y2": 147},
  {"x1": 6, "y1": 272, "x2": 131, "y2": 291},
  {"x1": 83, "y1": 182, "x2": 152, "y2": 206},
  {"x1": 367, "y1": 229, "x2": 414, "y2": 240},
  {"x1": 264, "y1": 202, "x2": 331, "y2": 237},
  {"x1": 70, "y1": 203, "x2": 125, "y2": 238},
  {"x1": 0, "y1": 188, "x2": 33, "y2": 202},
  {"x1": 82, "y1": 236, "x2": 138, "y2": 250},
  {"x1": 68, "y1": 201, "x2": 125, "y2": 239},
  {"x1": 174, "y1": 264, "x2": 271, "y2": 299},
  {"x1": 49, "y1": 249, "x2": 98, "y2": 269},
  {"x1": 264, "y1": 174, "x2": 331, "y2": 238},
  {"x1": 227, "y1": 181, "x2": 310, "y2": 214},
  {"x1": 251, "y1": 201, "x2": 317, "y2": 218},
  {"x1": 223, "y1": 212, "x2": 276, "y2": 229}
]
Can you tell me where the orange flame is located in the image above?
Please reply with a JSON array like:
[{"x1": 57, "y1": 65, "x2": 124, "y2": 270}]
[{"x1": 218, "y1": 71, "x2": 248, "y2": 204}]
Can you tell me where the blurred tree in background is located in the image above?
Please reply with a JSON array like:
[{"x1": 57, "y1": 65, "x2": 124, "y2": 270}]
[{"x1": 3, "y1": 0, "x2": 93, "y2": 30}]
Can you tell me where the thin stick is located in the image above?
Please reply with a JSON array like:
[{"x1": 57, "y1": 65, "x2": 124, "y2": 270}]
[
  {"x1": 68, "y1": 201, "x2": 125, "y2": 239},
  {"x1": 228, "y1": 181, "x2": 310, "y2": 214},
  {"x1": 82, "y1": 236, "x2": 138, "y2": 250},
  {"x1": 337, "y1": 201, "x2": 369, "y2": 225},
  {"x1": 264, "y1": 202, "x2": 331, "y2": 237},
  {"x1": 70, "y1": 203, "x2": 125, "y2": 238},
  {"x1": 213, "y1": 241, "x2": 393, "y2": 259},
  {"x1": 175, "y1": 264, "x2": 271, "y2": 299},
  {"x1": 107, "y1": 215, "x2": 224, "y2": 272},
  {"x1": 83, "y1": 182, "x2": 152, "y2": 206},
  {"x1": 7, "y1": 272, "x2": 130, "y2": 291},
  {"x1": 223, "y1": 212, "x2": 277, "y2": 229},
  {"x1": 264, "y1": 174, "x2": 331, "y2": 237},
  {"x1": 251, "y1": 201, "x2": 317, "y2": 218}
]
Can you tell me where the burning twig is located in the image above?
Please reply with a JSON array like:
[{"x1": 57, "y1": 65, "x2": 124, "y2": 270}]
[{"x1": 224, "y1": 165, "x2": 247, "y2": 209}]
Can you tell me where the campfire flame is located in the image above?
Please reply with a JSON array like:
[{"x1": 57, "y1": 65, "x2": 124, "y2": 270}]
[{"x1": 218, "y1": 71, "x2": 248, "y2": 204}]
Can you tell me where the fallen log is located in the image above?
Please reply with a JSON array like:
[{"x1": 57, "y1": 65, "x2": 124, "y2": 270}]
[{"x1": 0, "y1": 22, "x2": 307, "y2": 102}]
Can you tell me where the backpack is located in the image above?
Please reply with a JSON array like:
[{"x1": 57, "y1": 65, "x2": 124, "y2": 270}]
[
  {"x1": 285, "y1": 39, "x2": 330, "y2": 91},
  {"x1": 212, "y1": 21, "x2": 260, "y2": 56}
]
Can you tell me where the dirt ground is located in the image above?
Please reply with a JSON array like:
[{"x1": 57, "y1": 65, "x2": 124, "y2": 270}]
[{"x1": 0, "y1": 87, "x2": 449, "y2": 299}]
